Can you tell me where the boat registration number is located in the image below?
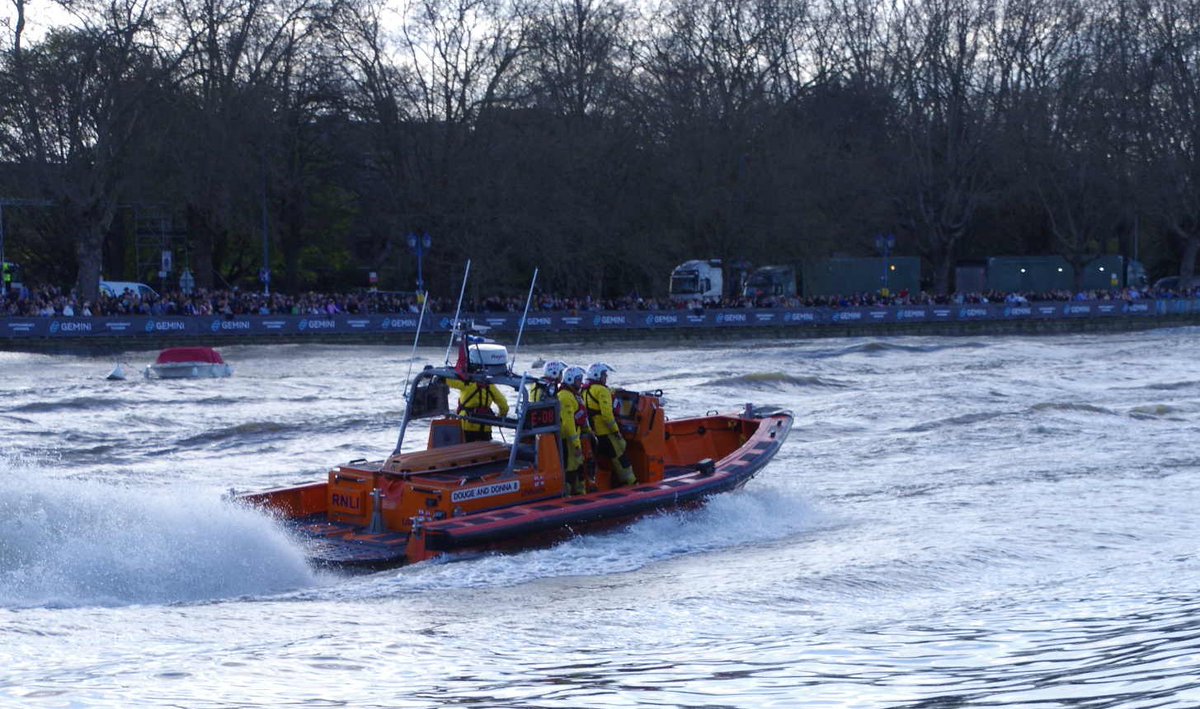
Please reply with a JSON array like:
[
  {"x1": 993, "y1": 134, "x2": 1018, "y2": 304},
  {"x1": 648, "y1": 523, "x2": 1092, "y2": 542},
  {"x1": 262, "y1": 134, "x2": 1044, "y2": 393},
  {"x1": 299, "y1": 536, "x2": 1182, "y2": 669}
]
[{"x1": 451, "y1": 480, "x2": 520, "y2": 503}]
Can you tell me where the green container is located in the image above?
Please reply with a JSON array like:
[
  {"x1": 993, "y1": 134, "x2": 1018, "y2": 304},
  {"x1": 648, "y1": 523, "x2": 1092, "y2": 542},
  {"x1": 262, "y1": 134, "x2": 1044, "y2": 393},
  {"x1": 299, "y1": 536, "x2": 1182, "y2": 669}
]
[
  {"x1": 986, "y1": 255, "x2": 1126, "y2": 293},
  {"x1": 802, "y1": 257, "x2": 921, "y2": 297}
]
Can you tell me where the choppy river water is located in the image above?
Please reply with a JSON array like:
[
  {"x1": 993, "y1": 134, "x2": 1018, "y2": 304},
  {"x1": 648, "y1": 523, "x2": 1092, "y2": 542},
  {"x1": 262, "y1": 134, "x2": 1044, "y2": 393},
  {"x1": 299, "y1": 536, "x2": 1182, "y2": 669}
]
[{"x1": 2, "y1": 330, "x2": 1200, "y2": 708}]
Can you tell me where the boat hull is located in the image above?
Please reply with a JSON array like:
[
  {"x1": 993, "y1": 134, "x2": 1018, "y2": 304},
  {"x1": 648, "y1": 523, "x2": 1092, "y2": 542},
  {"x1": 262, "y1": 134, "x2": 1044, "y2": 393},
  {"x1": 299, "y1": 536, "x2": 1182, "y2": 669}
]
[
  {"x1": 416, "y1": 417, "x2": 790, "y2": 559},
  {"x1": 146, "y1": 362, "x2": 233, "y2": 378}
]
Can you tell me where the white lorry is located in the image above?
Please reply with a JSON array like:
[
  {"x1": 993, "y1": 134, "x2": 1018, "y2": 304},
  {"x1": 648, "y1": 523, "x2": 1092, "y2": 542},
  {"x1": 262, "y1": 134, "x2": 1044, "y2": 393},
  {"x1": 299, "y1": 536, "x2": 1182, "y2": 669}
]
[
  {"x1": 669, "y1": 259, "x2": 749, "y2": 305},
  {"x1": 743, "y1": 265, "x2": 797, "y2": 300}
]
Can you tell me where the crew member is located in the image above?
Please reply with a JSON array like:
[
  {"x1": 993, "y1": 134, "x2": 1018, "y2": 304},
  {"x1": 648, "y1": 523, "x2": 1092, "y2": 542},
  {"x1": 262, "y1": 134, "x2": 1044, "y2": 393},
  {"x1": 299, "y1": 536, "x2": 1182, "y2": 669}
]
[
  {"x1": 584, "y1": 362, "x2": 637, "y2": 486},
  {"x1": 557, "y1": 366, "x2": 592, "y2": 495},
  {"x1": 530, "y1": 360, "x2": 566, "y2": 402},
  {"x1": 448, "y1": 375, "x2": 509, "y2": 442}
]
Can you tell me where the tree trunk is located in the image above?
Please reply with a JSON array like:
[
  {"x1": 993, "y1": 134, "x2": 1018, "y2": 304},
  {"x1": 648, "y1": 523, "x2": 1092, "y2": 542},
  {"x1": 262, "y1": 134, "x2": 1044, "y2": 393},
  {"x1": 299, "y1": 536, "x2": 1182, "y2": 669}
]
[
  {"x1": 187, "y1": 205, "x2": 216, "y2": 290},
  {"x1": 1179, "y1": 230, "x2": 1200, "y2": 281},
  {"x1": 281, "y1": 185, "x2": 304, "y2": 293},
  {"x1": 931, "y1": 246, "x2": 952, "y2": 295},
  {"x1": 75, "y1": 222, "x2": 105, "y2": 304}
]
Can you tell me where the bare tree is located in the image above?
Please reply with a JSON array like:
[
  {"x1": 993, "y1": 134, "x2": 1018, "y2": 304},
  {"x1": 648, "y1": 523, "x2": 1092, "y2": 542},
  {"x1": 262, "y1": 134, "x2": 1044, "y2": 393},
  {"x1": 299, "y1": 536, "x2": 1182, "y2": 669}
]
[
  {"x1": 825, "y1": 0, "x2": 891, "y2": 86},
  {"x1": 639, "y1": 0, "x2": 803, "y2": 267},
  {"x1": 1002, "y1": 1, "x2": 1115, "y2": 289},
  {"x1": 497, "y1": 0, "x2": 636, "y2": 290},
  {"x1": 886, "y1": 0, "x2": 997, "y2": 294},
  {"x1": 166, "y1": 0, "x2": 330, "y2": 289},
  {"x1": 329, "y1": 0, "x2": 531, "y2": 292},
  {"x1": 0, "y1": 0, "x2": 170, "y2": 301},
  {"x1": 1141, "y1": 0, "x2": 1200, "y2": 281},
  {"x1": 525, "y1": 0, "x2": 630, "y2": 118}
]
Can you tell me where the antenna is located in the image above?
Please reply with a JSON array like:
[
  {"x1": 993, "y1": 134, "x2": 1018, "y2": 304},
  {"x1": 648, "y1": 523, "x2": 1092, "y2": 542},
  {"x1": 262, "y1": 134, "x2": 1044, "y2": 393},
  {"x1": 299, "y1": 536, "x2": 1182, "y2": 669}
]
[
  {"x1": 399, "y1": 293, "x2": 430, "y2": 400},
  {"x1": 443, "y1": 260, "x2": 472, "y2": 366},
  {"x1": 510, "y1": 267, "x2": 539, "y2": 372},
  {"x1": 393, "y1": 294, "x2": 430, "y2": 455}
]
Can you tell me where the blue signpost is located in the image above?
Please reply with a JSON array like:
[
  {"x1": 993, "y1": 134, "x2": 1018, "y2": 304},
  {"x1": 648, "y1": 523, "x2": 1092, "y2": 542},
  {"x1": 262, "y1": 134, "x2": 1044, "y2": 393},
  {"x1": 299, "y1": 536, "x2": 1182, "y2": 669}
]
[{"x1": 407, "y1": 232, "x2": 432, "y2": 293}]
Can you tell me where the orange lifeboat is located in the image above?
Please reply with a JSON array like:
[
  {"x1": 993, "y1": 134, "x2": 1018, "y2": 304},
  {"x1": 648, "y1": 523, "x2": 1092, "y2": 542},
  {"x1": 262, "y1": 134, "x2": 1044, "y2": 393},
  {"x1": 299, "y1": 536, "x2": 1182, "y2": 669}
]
[{"x1": 237, "y1": 340, "x2": 791, "y2": 568}]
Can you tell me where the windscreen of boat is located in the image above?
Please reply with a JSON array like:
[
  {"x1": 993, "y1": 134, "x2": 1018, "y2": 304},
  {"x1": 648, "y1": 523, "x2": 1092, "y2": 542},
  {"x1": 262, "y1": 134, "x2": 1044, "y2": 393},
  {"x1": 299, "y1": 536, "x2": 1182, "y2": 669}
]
[{"x1": 408, "y1": 371, "x2": 451, "y2": 418}]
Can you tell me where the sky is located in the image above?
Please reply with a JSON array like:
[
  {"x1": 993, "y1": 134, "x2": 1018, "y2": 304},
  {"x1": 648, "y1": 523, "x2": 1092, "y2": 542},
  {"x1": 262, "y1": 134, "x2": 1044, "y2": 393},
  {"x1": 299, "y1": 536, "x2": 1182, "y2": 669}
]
[{"x1": 2, "y1": 0, "x2": 78, "y2": 44}]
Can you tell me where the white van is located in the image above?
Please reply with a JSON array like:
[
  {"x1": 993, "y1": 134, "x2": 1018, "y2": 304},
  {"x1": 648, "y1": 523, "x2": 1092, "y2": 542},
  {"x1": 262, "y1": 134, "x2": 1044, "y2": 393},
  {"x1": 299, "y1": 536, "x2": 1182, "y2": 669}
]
[{"x1": 100, "y1": 281, "x2": 159, "y2": 299}]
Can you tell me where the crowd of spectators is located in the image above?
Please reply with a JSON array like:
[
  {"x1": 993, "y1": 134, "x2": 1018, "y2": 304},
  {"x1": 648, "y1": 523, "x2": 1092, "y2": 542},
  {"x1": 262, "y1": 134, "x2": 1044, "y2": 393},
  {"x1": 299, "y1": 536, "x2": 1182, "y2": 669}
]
[
  {"x1": 0, "y1": 286, "x2": 431, "y2": 318},
  {"x1": 1, "y1": 281, "x2": 1197, "y2": 319}
]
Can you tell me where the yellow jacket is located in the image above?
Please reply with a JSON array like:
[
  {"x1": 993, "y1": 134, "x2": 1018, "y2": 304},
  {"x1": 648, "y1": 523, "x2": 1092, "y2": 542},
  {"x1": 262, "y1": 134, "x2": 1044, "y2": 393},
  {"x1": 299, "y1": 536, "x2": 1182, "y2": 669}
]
[
  {"x1": 557, "y1": 387, "x2": 590, "y2": 444},
  {"x1": 448, "y1": 379, "x2": 509, "y2": 432},
  {"x1": 583, "y1": 382, "x2": 619, "y2": 436}
]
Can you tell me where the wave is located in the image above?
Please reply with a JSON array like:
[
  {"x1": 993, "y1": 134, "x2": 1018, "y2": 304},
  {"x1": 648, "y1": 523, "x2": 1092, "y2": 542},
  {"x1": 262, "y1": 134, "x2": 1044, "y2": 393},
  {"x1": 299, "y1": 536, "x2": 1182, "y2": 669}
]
[
  {"x1": 1030, "y1": 402, "x2": 1118, "y2": 416},
  {"x1": 1128, "y1": 404, "x2": 1182, "y2": 419},
  {"x1": 172, "y1": 411, "x2": 399, "y2": 451},
  {"x1": 702, "y1": 372, "x2": 847, "y2": 389},
  {"x1": 0, "y1": 456, "x2": 316, "y2": 609},
  {"x1": 310, "y1": 485, "x2": 826, "y2": 600},
  {"x1": 10, "y1": 393, "x2": 267, "y2": 415},
  {"x1": 11, "y1": 396, "x2": 125, "y2": 414},
  {"x1": 904, "y1": 411, "x2": 1010, "y2": 433},
  {"x1": 809, "y1": 340, "x2": 988, "y2": 359},
  {"x1": 1145, "y1": 380, "x2": 1200, "y2": 391},
  {"x1": 177, "y1": 420, "x2": 312, "y2": 446}
]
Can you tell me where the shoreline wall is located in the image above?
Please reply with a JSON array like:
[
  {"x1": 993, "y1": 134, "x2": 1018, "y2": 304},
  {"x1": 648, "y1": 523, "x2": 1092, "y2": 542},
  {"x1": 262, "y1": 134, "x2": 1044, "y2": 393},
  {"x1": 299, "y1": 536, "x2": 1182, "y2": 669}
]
[{"x1": 3, "y1": 298, "x2": 1199, "y2": 351}]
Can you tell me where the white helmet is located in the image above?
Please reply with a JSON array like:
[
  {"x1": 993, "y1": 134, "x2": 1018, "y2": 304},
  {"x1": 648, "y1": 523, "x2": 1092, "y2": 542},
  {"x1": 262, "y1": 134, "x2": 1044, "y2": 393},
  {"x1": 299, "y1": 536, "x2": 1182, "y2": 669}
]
[
  {"x1": 562, "y1": 366, "x2": 586, "y2": 388},
  {"x1": 542, "y1": 360, "x2": 566, "y2": 381},
  {"x1": 586, "y1": 362, "x2": 614, "y2": 382}
]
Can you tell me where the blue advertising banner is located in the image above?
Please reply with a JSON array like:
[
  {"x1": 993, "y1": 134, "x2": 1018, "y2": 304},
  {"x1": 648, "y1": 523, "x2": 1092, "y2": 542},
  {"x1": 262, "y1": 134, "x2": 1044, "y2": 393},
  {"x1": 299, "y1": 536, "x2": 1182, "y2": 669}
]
[
  {"x1": 1156, "y1": 299, "x2": 1200, "y2": 316},
  {"x1": 640, "y1": 312, "x2": 687, "y2": 328},
  {"x1": 1124, "y1": 301, "x2": 1154, "y2": 317},
  {"x1": 2, "y1": 298, "x2": 1198, "y2": 340},
  {"x1": 4, "y1": 319, "x2": 44, "y2": 337},
  {"x1": 1000, "y1": 305, "x2": 1033, "y2": 319}
]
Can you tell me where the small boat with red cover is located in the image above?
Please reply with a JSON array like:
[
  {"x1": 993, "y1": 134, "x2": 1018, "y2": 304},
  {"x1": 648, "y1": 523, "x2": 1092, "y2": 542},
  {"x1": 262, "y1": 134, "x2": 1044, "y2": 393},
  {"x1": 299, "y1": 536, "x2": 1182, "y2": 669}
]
[{"x1": 145, "y1": 347, "x2": 233, "y2": 379}]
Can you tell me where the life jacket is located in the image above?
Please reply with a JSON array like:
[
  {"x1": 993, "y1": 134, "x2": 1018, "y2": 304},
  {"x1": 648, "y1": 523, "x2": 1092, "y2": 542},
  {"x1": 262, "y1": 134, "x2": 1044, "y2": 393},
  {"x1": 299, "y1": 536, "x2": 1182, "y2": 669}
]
[
  {"x1": 558, "y1": 387, "x2": 589, "y2": 438},
  {"x1": 530, "y1": 380, "x2": 556, "y2": 403},
  {"x1": 456, "y1": 382, "x2": 496, "y2": 422},
  {"x1": 582, "y1": 382, "x2": 617, "y2": 436},
  {"x1": 570, "y1": 390, "x2": 588, "y2": 433}
]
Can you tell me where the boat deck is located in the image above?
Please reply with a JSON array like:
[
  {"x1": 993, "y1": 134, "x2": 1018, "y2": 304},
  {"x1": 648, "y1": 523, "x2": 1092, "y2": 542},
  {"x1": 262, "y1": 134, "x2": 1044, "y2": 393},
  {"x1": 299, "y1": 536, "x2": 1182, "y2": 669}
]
[{"x1": 289, "y1": 516, "x2": 410, "y2": 567}]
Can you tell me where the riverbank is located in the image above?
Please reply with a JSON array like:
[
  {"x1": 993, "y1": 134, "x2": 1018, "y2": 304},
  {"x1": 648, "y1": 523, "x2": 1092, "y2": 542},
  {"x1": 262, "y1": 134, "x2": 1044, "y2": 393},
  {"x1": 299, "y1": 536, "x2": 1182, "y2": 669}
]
[{"x1": 3, "y1": 298, "x2": 1198, "y2": 353}]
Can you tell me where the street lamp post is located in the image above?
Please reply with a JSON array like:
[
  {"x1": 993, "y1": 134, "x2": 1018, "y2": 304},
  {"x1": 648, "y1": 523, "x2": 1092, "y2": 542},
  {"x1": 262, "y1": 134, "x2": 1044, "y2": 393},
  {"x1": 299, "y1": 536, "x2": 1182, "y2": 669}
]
[
  {"x1": 260, "y1": 157, "x2": 271, "y2": 296},
  {"x1": 407, "y1": 232, "x2": 432, "y2": 294},
  {"x1": 874, "y1": 233, "x2": 896, "y2": 296}
]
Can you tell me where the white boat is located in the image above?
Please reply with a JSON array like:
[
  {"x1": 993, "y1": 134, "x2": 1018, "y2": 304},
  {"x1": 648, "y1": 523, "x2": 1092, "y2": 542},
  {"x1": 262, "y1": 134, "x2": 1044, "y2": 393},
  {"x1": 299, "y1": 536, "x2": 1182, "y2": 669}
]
[{"x1": 144, "y1": 347, "x2": 233, "y2": 379}]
